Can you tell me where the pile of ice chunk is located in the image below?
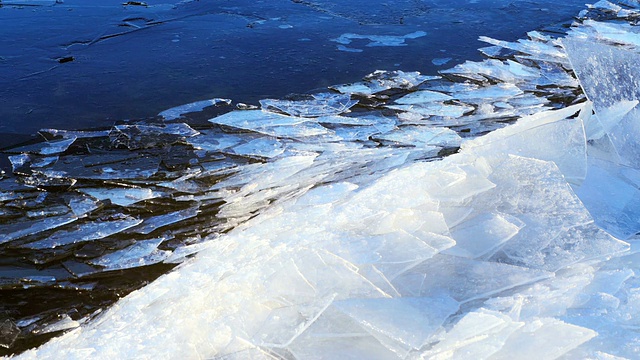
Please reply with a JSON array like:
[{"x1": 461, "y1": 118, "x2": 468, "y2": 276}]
[{"x1": 6, "y1": 0, "x2": 640, "y2": 357}]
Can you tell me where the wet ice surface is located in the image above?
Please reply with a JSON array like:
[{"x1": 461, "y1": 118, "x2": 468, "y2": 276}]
[{"x1": 3, "y1": 0, "x2": 640, "y2": 358}]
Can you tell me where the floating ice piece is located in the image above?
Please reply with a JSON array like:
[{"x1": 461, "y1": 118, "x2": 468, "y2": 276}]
[
  {"x1": 387, "y1": 103, "x2": 474, "y2": 118},
  {"x1": 334, "y1": 296, "x2": 459, "y2": 356},
  {"x1": 89, "y1": 237, "x2": 170, "y2": 271},
  {"x1": 479, "y1": 36, "x2": 568, "y2": 64},
  {"x1": 394, "y1": 90, "x2": 453, "y2": 105},
  {"x1": 260, "y1": 93, "x2": 358, "y2": 117},
  {"x1": 186, "y1": 132, "x2": 244, "y2": 152},
  {"x1": 44, "y1": 153, "x2": 161, "y2": 180},
  {"x1": 209, "y1": 109, "x2": 329, "y2": 138},
  {"x1": 158, "y1": 98, "x2": 232, "y2": 120},
  {"x1": 4, "y1": 137, "x2": 77, "y2": 155},
  {"x1": 441, "y1": 59, "x2": 541, "y2": 84},
  {"x1": 331, "y1": 31, "x2": 427, "y2": 48},
  {"x1": 128, "y1": 208, "x2": 199, "y2": 235},
  {"x1": 79, "y1": 187, "x2": 161, "y2": 206},
  {"x1": 210, "y1": 110, "x2": 308, "y2": 128},
  {"x1": 393, "y1": 255, "x2": 552, "y2": 303},
  {"x1": 451, "y1": 83, "x2": 524, "y2": 104},
  {"x1": 0, "y1": 213, "x2": 78, "y2": 245},
  {"x1": 20, "y1": 215, "x2": 143, "y2": 249},
  {"x1": 331, "y1": 70, "x2": 438, "y2": 96}
]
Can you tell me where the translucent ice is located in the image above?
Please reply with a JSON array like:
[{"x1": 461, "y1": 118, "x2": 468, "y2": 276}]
[
  {"x1": 260, "y1": 93, "x2": 358, "y2": 117},
  {"x1": 20, "y1": 215, "x2": 143, "y2": 249},
  {"x1": 158, "y1": 98, "x2": 232, "y2": 120},
  {"x1": 331, "y1": 31, "x2": 427, "y2": 49}
]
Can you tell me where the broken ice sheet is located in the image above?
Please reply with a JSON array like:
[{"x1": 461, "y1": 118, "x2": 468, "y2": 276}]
[
  {"x1": 392, "y1": 254, "x2": 552, "y2": 303},
  {"x1": 186, "y1": 132, "x2": 244, "y2": 153},
  {"x1": 441, "y1": 59, "x2": 541, "y2": 84},
  {"x1": 19, "y1": 215, "x2": 143, "y2": 249},
  {"x1": 444, "y1": 212, "x2": 526, "y2": 259},
  {"x1": 89, "y1": 237, "x2": 171, "y2": 271},
  {"x1": 563, "y1": 38, "x2": 640, "y2": 112},
  {"x1": 4, "y1": 136, "x2": 76, "y2": 155},
  {"x1": 479, "y1": 35, "x2": 568, "y2": 64},
  {"x1": 421, "y1": 309, "x2": 524, "y2": 359},
  {"x1": 209, "y1": 109, "x2": 309, "y2": 133},
  {"x1": 387, "y1": 103, "x2": 474, "y2": 118},
  {"x1": 45, "y1": 153, "x2": 161, "y2": 181},
  {"x1": 333, "y1": 296, "x2": 459, "y2": 355},
  {"x1": 330, "y1": 70, "x2": 438, "y2": 96},
  {"x1": 372, "y1": 126, "x2": 462, "y2": 148},
  {"x1": 488, "y1": 318, "x2": 596, "y2": 360},
  {"x1": 158, "y1": 98, "x2": 232, "y2": 120},
  {"x1": 394, "y1": 90, "x2": 453, "y2": 105},
  {"x1": 450, "y1": 83, "x2": 524, "y2": 104},
  {"x1": 228, "y1": 138, "x2": 286, "y2": 158},
  {"x1": 127, "y1": 207, "x2": 199, "y2": 235},
  {"x1": 575, "y1": 158, "x2": 640, "y2": 239},
  {"x1": 260, "y1": 93, "x2": 358, "y2": 117},
  {"x1": 0, "y1": 213, "x2": 78, "y2": 245},
  {"x1": 78, "y1": 187, "x2": 162, "y2": 206}
]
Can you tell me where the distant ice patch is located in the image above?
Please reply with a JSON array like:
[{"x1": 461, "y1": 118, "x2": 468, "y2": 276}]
[{"x1": 332, "y1": 31, "x2": 426, "y2": 51}]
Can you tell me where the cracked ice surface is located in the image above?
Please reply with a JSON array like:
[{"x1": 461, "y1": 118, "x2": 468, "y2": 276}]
[{"x1": 10, "y1": 1, "x2": 640, "y2": 358}]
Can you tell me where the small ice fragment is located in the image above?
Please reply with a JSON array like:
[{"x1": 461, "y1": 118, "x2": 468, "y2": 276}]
[
  {"x1": 158, "y1": 98, "x2": 232, "y2": 120},
  {"x1": 452, "y1": 83, "x2": 524, "y2": 103},
  {"x1": 431, "y1": 57, "x2": 452, "y2": 66},
  {"x1": 4, "y1": 136, "x2": 76, "y2": 155},
  {"x1": 89, "y1": 237, "x2": 170, "y2": 270},
  {"x1": 187, "y1": 132, "x2": 244, "y2": 153},
  {"x1": 36, "y1": 315, "x2": 79, "y2": 335},
  {"x1": 128, "y1": 207, "x2": 199, "y2": 235},
  {"x1": 0, "y1": 213, "x2": 78, "y2": 245},
  {"x1": 78, "y1": 187, "x2": 160, "y2": 206},
  {"x1": 20, "y1": 215, "x2": 143, "y2": 249},
  {"x1": 331, "y1": 31, "x2": 426, "y2": 47},
  {"x1": 394, "y1": 90, "x2": 453, "y2": 105},
  {"x1": 387, "y1": 103, "x2": 473, "y2": 118},
  {"x1": 336, "y1": 45, "x2": 363, "y2": 53},
  {"x1": 331, "y1": 70, "x2": 438, "y2": 96},
  {"x1": 260, "y1": 93, "x2": 358, "y2": 117},
  {"x1": 230, "y1": 138, "x2": 285, "y2": 158},
  {"x1": 373, "y1": 126, "x2": 461, "y2": 148}
]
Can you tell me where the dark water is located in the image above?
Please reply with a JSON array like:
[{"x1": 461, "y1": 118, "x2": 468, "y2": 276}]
[{"x1": 1, "y1": 0, "x2": 587, "y2": 148}]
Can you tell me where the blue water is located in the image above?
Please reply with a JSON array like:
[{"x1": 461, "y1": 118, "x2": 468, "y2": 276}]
[{"x1": 0, "y1": 0, "x2": 587, "y2": 146}]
